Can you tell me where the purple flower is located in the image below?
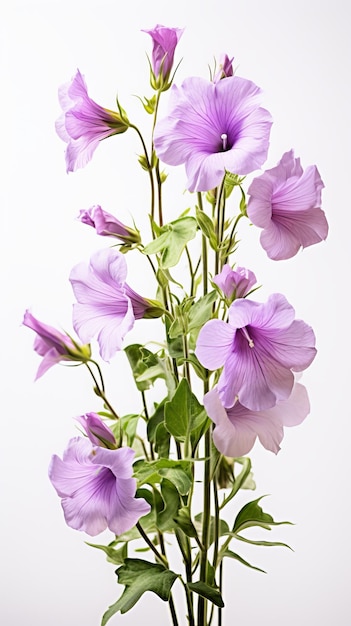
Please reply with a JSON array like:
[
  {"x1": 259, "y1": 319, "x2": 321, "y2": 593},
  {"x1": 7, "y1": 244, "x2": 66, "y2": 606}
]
[
  {"x1": 23, "y1": 310, "x2": 90, "y2": 380},
  {"x1": 213, "y1": 54, "x2": 234, "y2": 82},
  {"x1": 78, "y1": 205, "x2": 141, "y2": 245},
  {"x1": 204, "y1": 382, "x2": 310, "y2": 457},
  {"x1": 56, "y1": 69, "x2": 129, "y2": 172},
  {"x1": 70, "y1": 248, "x2": 163, "y2": 361},
  {"x1": 49, "y1": 437, "x2": 150, "y2": 536},
  {"x1": 142, "y1": 24, "x2": 184, "y2": 89},
  {"x1": 247, "y1": 150, "x2": 328, "y2": 260},
  {"x1": 153, "y1": 76, "x2": 272, "y2": 192},
  {"x1": 195, "y1": 293, "x2": 316, "y2": 411},
  {"x1": 75, "y1": 413, "x2": 117, "y2": 449},
  {"x1": 213, "y1": 264, "x2": 257, "y2": 301}
]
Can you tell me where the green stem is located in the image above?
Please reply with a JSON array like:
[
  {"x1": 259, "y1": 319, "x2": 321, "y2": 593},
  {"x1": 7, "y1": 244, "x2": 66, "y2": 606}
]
[
  {"x1": 85, "y1": 362, "x2": 120, "y2": 421},
  {"x1": 130, "y1": 124, "x2": 156, "y2": 224},
  {"x1": 141, "y1": 391, "x2": 155, "y2": 460}
]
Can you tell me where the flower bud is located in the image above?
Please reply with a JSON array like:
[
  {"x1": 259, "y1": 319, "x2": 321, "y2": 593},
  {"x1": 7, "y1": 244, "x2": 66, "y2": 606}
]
[
  {"x1": 142, "y1": 24, "x2": 184, "y2": 91},
  {"x1": 78, "y1": 205, "x2": 141, "y2": 245},
  {"x1": 75, "y1": 413, "x2": 117, "y2": 449}
]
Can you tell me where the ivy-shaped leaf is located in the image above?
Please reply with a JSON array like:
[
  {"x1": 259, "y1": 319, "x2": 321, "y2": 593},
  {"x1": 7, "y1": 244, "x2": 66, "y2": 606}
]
[
  {"x1": 101, "y1": 559, "x2": 178, "y2": 623},
  {"x1": 233, "y1": 496, "x2": 293, "y2": 534},
  {"x1": 143, "y1": 216, "x2": 197, "y2": 268}
]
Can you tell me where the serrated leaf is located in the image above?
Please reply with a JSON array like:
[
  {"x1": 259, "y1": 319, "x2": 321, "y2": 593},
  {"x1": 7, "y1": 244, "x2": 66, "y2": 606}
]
[
  {"x1": 101, "y1": 559, "x2": 178, "y2": 623},
  {"x1": 143, "y1": 217, "x2": 197, "y2": 268},
  {"x1": 187, "y1": 582, "x2": 224, "y2": 608}
]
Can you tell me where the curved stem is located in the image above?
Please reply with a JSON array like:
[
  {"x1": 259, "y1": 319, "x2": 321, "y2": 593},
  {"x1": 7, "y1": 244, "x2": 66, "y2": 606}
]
[{"x1": 85, "y1": 362, "x2": 120, "y2": 421}]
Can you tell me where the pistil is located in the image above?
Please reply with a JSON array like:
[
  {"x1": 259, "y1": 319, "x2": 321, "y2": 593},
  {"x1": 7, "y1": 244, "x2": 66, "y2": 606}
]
[
  {"x1": 221, "y1": 133, "x2": 228, "y2": 151},
  {"x1": 241, "y1": 326, "x2": 254, "y2": 348}
]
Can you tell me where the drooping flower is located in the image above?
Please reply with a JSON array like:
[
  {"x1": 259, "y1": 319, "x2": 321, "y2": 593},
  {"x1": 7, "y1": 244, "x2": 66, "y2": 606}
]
[
  {"x1": 213, "y1": 54, "x2": 234, "y2": 82},
  {"x1": 56, "y1": 69, "x2": 129, "y2": 173},
  {"x1": 49, "y1": 437, "x2": 150, "y2": 536},
  {"x1": 69, "y1": 248, "x2": 163, "y2": 361},
  {"x1": 142, "y1": 24, "x2": 184, "y2": 90},
  {"x1": 23, "y1": 310, "x2": 90, "y2": 380},
  {"x1": 75, "y1": 413, "x2": 117, "y2": 449},
  {"x1": 78, "y1": 205, "x2": 141, "y2": 245},
  {"x1": 153, "y1": 76, "x2": 272, "y2": 192},
  {"x1": 204, "y1": 382, "x2": 310, "y2": 457},
  {"x1": 213, "y1": 264, "x2": 257, "y2": 301},
  {"x1": 247, "y1": 149, "x2": 328, "y2": 260},
  {"x1": 195, "y1": 293, "x2": 316, "y2": 411}
]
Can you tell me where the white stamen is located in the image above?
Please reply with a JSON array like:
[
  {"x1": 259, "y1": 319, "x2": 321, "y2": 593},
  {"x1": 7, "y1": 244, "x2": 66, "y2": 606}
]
[
  {"x1": 241, "y1": 327, "x2": 255, "y2": 348},
  {"x1": 221, "y1": 133, "x2": 228, "y2": 150}
]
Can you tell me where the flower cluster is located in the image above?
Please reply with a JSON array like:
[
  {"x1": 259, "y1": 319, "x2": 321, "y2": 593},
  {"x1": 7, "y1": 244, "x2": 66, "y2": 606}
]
[{"x1": 24, "y1": 24, "x2": 327, "y2": 626}]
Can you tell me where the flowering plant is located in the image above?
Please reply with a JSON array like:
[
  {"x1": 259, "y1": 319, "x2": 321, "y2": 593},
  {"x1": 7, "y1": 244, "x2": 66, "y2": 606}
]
[{"x1": 24, "y1": 24, "x2": 328, "y2": 626}]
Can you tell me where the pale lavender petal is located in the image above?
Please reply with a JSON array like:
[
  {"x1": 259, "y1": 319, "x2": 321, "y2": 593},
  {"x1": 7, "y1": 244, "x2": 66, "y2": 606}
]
[
  {"x1": 195, "y1": 319, "x2": 235, "y2": 370},
  {"x1": 154, "y1": 76, "x2": 272, "y2": 192},
  {"x1": 49, "y1": 438, "x2": 150, "y2": 537},
  {"x1": 247, "y1": 150, "x2": 328, "y2": 260}
]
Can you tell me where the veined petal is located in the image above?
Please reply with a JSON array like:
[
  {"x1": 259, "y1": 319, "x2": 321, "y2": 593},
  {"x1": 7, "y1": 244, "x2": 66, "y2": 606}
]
[{"x1": 195, "y1": 319, "x2": 235, "y2": 370}]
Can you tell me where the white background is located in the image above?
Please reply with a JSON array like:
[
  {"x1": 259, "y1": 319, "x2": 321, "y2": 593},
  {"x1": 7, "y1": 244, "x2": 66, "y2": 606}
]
[{"x1": 1, "y1": 1, "x2": 350, "y2": 625}]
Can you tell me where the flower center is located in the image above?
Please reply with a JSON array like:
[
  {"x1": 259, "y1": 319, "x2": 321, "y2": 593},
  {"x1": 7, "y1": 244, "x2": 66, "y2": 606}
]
[
  {"x1": 241, "y1": 326, "x2": 254, "y2": 348},
  {"x1": 221, "y1": 133, "x2": 228, "y2": 151}
]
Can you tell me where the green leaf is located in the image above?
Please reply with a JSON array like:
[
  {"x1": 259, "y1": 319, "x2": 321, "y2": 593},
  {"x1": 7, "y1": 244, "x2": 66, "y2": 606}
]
[
  {"x1": 173, "y1": 506, "x2": 200, "y2": 540},
  {"x1": 124, "y1": 344, "x2": 159, "y2": 391},
  {"x1": 86, "y1": 541, "x2": 127, "y2": 565},
  {"x1": 143, "y1": 216, "x2": 197, "y2": 268},
  {"x1": 125, "y1": 344, "x2": 176, "y2": 395},
  {"x1": 101, "y1": 559, "x2": 178, "y2": 623},
  {"x1": 157, "y1": 479, "x2": 180, "y2": 532},
  {"x1": 187, "y1": 582, "x2": 224, "y2": 608},
  {"x1": 220, "y1": 548, "x2": 266, "y2": 573},
  {"x1": 195, "y1": 207, "x2": 218, "y2": 250},
  {"x1": 187, "y1": 290, "x2": 217, "y2": 333},
  {"x1": 233, "y1": 496, "x2": 293, "y2": 534},
  {"x1": 133, "y1": 458, "x2": 193, "y2": 495},
  {"x1": 219, "y1": 457, "x2": 253, "y2": 509},
  {"x1": 165, "y1": 378, "x2": 207, "y2": 443},
  {"x1": 233, "y1": 535, "x2": 293, "y2": 550},
  {"x1": 194, "y1": 513, "x2": 229, "y2": 546}
]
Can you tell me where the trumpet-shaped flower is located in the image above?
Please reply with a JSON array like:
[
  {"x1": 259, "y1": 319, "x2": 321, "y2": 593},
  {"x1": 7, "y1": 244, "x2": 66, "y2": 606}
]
[
  {"x1": 195, "y1": 293, "x2": 316, "y2": 411},
  {"x1": 204, "y1": 383, "x2": 310, "y2": 457},
  {"x1": 56, "y1": 70, "x2": 129, "y2": 172},
  {"x1": 49, "y1": 438, "x2": 150, "y2": 536},
  {"x1": 75, "y1": 413, "x2": 117, "y2": 449},
  {"x1": 153, "y1": 76, "x2": 272, "y2": 192},
  {"x1": 78, "y1": 205, "x2": 141, "y2": 245},
  {"x1": 247, "y1": 150, "x2": 328, "y2": 260},
  {"x1": 142, "y1": 24, "x2": 184, "y2": 89},
  {"x1": 70, "y1": 248, "x2": 162, "y2": 361},
  {"x1": 213, "y1": 264, "x2": 257, "y2": 301},
  {"x1": 23, "y1": 310, "x2": 90, "y2": 379}
]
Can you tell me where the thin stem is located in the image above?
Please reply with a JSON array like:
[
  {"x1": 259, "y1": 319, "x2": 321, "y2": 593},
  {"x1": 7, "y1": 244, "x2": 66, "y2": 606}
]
[
  {"x1": 136, "y1": 522, "x2": 168, "y2": 566},
  {"x1": 85, "y1": 362, "x2": 120, "y2": 421},
  {"x1": 141, "y1": 391, "x2": 155, "y2": 460},
  {"x1": 130, "y1": 124, "x2": 156, "y2": 223}
]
